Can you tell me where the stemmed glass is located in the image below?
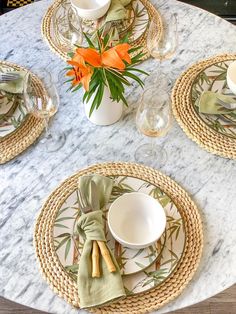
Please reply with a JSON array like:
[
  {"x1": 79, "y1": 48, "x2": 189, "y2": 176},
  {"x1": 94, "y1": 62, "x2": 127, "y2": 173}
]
[
  {"x1": 23, "y1": 68, "x2": 66, "y2": 152},
  {"x1": 135, "y1": 88, "x2": 172, "y2": 167},
  {"x1": 68, "y1": 6, "x2": 83, "y2": 47},
  {"x1": 147, "y1": 13, "x2": 178, "y2": 89},
  {"x1": 54, "y1": 1, "x2": 83, "y2": 49}
]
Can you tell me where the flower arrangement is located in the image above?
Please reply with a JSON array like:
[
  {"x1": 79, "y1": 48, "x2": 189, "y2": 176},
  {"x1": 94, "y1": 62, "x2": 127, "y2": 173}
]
[{"x1": 66, "y1": 32, "x2": 148, "y2": 117}]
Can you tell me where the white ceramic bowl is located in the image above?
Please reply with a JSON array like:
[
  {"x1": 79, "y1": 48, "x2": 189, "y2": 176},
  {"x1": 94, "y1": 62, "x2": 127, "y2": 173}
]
[
  {"x1": 227, "y1": 61, "x2": 236, "y2": 95},
  {"x1": 71, "y1": 0, "x2": 111, "y2": 20},
  {"x1": 108, "y1": 192, "x2": 166, "y2": 249}
]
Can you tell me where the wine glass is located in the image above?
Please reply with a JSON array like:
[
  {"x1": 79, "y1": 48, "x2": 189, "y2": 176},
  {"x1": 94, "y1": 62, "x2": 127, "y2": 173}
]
[
  {"x1": 23, "y1": 68, "x2": 66, "y2": 152},
  {"x1": 68, "y1": 6, "x2": 83, "y2": 47},
  {"x1": 54, "y1": 1, "x2": 83, "y2": 49},
  {"x1": 135, "y1": 88, "x2": 172, "y2": 167},
  {"x1": 147, "y1": 13, "x2": 178, "y2": 88}
]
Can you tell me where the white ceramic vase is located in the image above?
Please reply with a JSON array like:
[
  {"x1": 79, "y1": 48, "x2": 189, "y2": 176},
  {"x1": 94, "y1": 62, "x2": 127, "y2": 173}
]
[{"x1": 83, "y1": 86, "x2": 123, "y2": 126}]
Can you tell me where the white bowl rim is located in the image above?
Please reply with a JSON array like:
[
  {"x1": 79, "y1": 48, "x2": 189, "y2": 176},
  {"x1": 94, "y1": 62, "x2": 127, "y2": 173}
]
[
  {"x1": 227, "y1": 61, "x2": 236, "y2": 95},
  {"x1": 71, "y1": 0, "x2": 111, "y2": 12},
  {"x1": 108, "y1": 192, "x2": 166, "y2": 247},
  {"x1": 227, "y1": 61, "x2": 236, "y2": 80}
]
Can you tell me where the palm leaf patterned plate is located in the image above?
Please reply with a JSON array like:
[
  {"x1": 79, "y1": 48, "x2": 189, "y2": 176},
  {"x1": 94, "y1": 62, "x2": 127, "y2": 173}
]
[
  {"x1": 67, "y1": 3, "x2": 136, "y2": 40},
  {"x1": 192, "y1": 60, "x2": 236, "y2": 139},
  {"x1": 0, "y1": 65, "x2": 28, "y2": 139},
  {"x1": 43, "y1": 0, "x2": 162, "y2": 60},
  {"x1": 54, "y1": 0, "x2": 149, "y2": 46},
  {"x1": 53, "y1": 175, "x2": 185, "y2": 295},
  {"x1": 0, "y1": 91, "x2": 17, "y2": 121}
]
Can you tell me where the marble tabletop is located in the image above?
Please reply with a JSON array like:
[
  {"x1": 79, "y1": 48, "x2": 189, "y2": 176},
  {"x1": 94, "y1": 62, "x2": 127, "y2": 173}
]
[{"x1": 0, "y1": 0, "x2": 236, "y2": 313}]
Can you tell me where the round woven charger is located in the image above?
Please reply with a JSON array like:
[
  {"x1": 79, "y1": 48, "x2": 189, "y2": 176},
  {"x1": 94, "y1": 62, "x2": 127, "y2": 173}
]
[
  {"x1": 34, "y1": 162, "x2": 203, "y2": 314},
  {"x1": 41, "y1": 0, "x2": 163, "y2": 61},
  {"x1": 172, "y1": 54, "x2": 236, "y2": 159},
  {"x1": 0, "y1": 61, "x2": 45, "y2": 164}
]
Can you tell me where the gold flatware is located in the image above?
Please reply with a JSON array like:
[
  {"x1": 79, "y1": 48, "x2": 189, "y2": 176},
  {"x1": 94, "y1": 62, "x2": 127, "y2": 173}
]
[{"x1": 78, "y1": 185, "x2": 116, "y2": 278}]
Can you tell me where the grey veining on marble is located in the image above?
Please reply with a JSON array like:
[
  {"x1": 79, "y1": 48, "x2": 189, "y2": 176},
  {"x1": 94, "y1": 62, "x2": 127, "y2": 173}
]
[{"x1": 0, "y1": 0, "x2": 236, "y2": 313}]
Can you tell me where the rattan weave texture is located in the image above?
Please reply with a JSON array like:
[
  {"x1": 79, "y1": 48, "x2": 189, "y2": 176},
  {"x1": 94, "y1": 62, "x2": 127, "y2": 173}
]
[
  {"x1": 172, "y1": 54, "x2": 236, "y2": 159},
  {"x1": 41, "y1": 0, "x2": 163, "y2": 61},
  {"x1": 34, "y1": 162, "x2": 203, "y2": 314},
  {"x1": 0, "y1": 61, "x2": 45, "y2": 164}
]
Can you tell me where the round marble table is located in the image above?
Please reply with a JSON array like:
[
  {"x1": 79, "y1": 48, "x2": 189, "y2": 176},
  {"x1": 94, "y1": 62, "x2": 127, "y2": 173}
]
[{"x1": 0, "y1": 0, "x2": 236, "y2": 313}]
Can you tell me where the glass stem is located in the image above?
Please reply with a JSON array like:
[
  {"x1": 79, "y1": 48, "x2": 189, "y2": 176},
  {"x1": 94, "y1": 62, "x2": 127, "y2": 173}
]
[
  {"x1": 43, "y1": 117, "x2": 49, "y2": 135},
  {"x1": 150, "y1": 137, "x2": 155, "y2": 155},
  {"x1": 159, "y1": 59, "x2": 162, "y2": 73}
]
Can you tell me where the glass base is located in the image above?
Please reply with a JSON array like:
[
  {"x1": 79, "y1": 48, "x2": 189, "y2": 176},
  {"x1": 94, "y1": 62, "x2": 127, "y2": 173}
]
[
  {"x1": 134, "y1": 143, "x2": 167, "y2": 167},
  {"x1": 39, "y1": 131, "x2": 66, "y2": 152}
]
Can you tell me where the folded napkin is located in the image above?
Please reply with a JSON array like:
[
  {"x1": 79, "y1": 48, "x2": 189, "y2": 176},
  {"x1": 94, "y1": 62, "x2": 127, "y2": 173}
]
[
  {"x1": 105, "y1": 0, "x2": 132, "y2": 23},
  {"x1": 77, "y1": 175, "x2": 126, "y2": 309},
  {"x1": 196, "y1": 91, "x2": 236, "y2": 114},
  {"x1": 0, "y1": 69, "x2": 28, "y2": 94}
]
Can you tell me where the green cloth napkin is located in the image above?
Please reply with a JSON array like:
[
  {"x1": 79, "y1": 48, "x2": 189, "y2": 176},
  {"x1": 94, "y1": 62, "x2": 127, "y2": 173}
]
[
  {"x1": 77, "y1": 175, "x2": 126, "y2": 309},
  {"x1": 0, "y1": 69, "x2": 28, "y2": 94},
  {"x1": 105, "y1": 0, "x2": 132, "y2": 23},
  {"x1": 197, "y1": 91, "x2": 236, "y2": 114}
]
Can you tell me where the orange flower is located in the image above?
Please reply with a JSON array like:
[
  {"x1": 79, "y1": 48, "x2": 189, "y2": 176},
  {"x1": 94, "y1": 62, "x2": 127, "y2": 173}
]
[
  {"x1": 66, "y1": 41, "x2": 132, "y2": 90},
  {"x1": 101, "y1": 49, "x2": 125, "y2": 70},
  {"x1": 66, "y1": 62, "x2": 93, "y2": 91},
  {"x1": 68, "y1": 43, "x2": 132, "y2": 72},
  {"x1": 101, "y1": 43, "x2": 131, "y2": 70},
  {"x1": 114, "y1": 43, "x2": 131, "y2": 64},
  {"x1": 75, "y1": 48, "x2": 101, "y2": 67},
  {"x1": 70, "y1": 53, "x2": 84, "y2": 65}
]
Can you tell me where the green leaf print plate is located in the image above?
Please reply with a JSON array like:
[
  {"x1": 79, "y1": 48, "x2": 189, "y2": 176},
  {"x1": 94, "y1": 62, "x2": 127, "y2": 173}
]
[
  {"x1": 53, "y1": 175, "x2": 185, "y2": 294},
  {"x1": 192, "y1": 60, "x2": 236, "y2": 139},
  {"x1": 0, "y1": 65, "x2": 28, "y2": 139},
  {"x1": 55, "y1": 0, "x2": 149, "y2": 47}
]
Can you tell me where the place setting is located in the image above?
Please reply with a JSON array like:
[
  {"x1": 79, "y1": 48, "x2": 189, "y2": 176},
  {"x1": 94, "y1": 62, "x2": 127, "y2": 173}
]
[
  {"x1": 34, "y1": 162, "x2": 203, "y2": 312},
  {"x1": 0, "y1": 62, "x2": 45, "y2": 164},
  {"x1": 172, "y1": 54, "x2": 236, "y2": 159},
  {"x1": 42, "y1": 0, "x2": 163, "y2": 61},
  {"x1": 0, "y1": 62, "x2": 67, "y2": 164}
]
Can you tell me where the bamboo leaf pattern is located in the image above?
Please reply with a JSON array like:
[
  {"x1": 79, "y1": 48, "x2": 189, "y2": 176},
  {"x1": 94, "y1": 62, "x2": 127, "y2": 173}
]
[
  {"x1": 141, "y1": 268, "x2": 169, "y2": 287},
  {"x1": 167, "y1": 216, "x2": 182, "y2": 240},
  {"x1": 55, "y1": 235, "x2": 71, "y2": 252},
  {"x1": 0, "y1": 97, "x2": 27, "y2": 137},
  {"x1": 149, "y1": 187, "x2": 171, "y2": 207},
  {"x1": 54, "y1": 223, "x2": 69, "y2": 229},
  {"x1": 135, "y1": 261, "x2": 146, "y2": 269},
  {"x1": 57, "y1": 207, "x2": 70, "y2": 217},
  {"x1": 131, "y1": 248, "x2": 145, "y2": 259},
  {"x1": 192, "y1": 60, "x2": 236, "y2": 139},
  {"x1": 65, "y1": 238, "x2": 72, "y2": 260},
  {"x1": 55, "y1": 216, "x2": 75, "y2": 223},
  {"x1": 65, "y1": 264, "x2": 79, "y2": 282},
  {"x1": 55, "y1": 232, "x2": 71, "y2": 238},
  {"x1": 115, "y1": 248, "x2": 128, "y2": 271},
  {"x1": 53, "y1": 175, "x2": 185, "y2": 294}
]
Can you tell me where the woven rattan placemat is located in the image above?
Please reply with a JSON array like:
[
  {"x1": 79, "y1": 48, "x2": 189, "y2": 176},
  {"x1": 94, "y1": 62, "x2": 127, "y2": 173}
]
[
  {"x1": 172, "y1": 54, "x2": 236, "y2": 159},
  {"x1": 41, "y1": 0, "x2": 162, "y2": 61},
  {"x1": 34, "y1": 162, "x2": 203, "y2": 313},
  {"x1": 0, "y1": 61, "x2": 45, "y2": 164}
]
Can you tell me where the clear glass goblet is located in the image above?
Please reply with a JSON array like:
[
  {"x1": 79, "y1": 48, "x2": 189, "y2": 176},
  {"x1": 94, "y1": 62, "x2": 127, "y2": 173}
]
[
  {"x1": 135, "y1": 88, "x2": 172, "y2": 167},
  {"x1": 68, "y1": 6, "x2": 83, "y2": 47},
  {"x1": 147, "y1": 13, "x2": 178, "y2": 88},
  {"x1": 23, "y1": 68, "x2": 66, "y2": 152},
  {"x1": 54, "y1": 1, "x2": 83, "y2": 49}
]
